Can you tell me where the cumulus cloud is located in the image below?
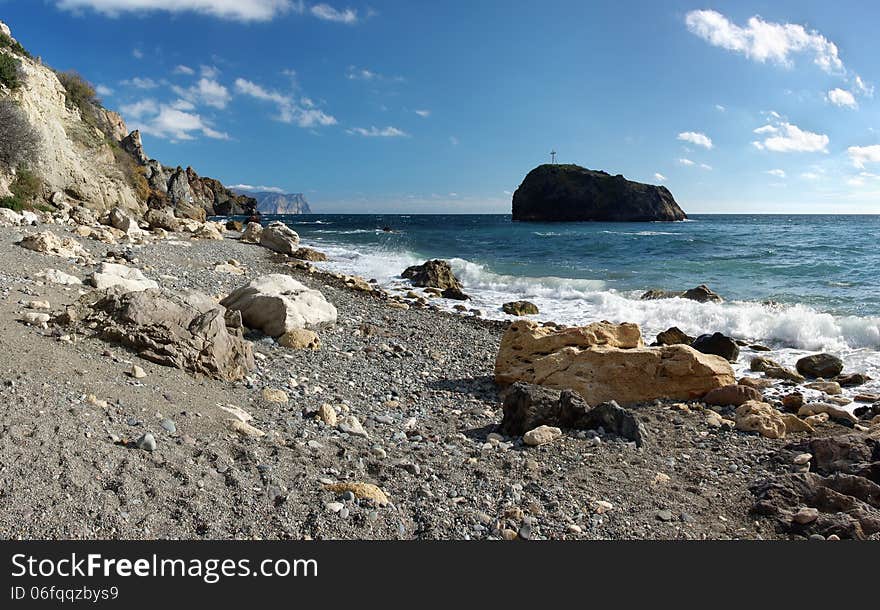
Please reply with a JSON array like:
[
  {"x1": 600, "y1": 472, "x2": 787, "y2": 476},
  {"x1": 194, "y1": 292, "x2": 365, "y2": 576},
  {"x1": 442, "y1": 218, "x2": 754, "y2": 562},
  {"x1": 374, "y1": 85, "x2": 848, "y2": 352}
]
[
  {"x1": 752, "y1": 119, "x2": 829, "y2": 153},
  {"x1": 685, "y1": 9, "x2": 844, "y2": 73},
  {"x1": 173, "y1": 64, "x2": 196, "y2": 75},
  {"x1": 173, "y1": 77, "x2": 232, "y2": 109},
  {"x1": 234, "y1": 78, "x2": 337, "y2": 128},
  {"x1": 854, "y1": 75, "x2": 874, "y2": 97},
  {"x1": 848, "y1": 144, "x2": 880, "y2": 169},
  {"x1": 827, "y1": 87, "x2": 857, "y2": 108},
  {"x1": 95, "y1": 84, "x2": 113, "y2": 97},
  {"x1": 653, "y1": 173, "x2": 667, "y2": 182},
  {"x1": 122, "y1": 76, "x2": 159, "y2": 89},
  {"x1": 414, "y1": 109, "x2": 430, "y2": 118},
  {"x1": 56, "y1": 0, "x2": 298, "y2": 22},
  {"x1": 677, "y1": 131, "x2": 713, "y2": 149},
  {"x1": 765, "y1": 169, "x2": 786, "y2": 178},
  {"x1": 346, "y1": 126, "x2": 408, "y2": 137},
  {"x1": 121, "y1": 99, "x2": 229, "y2": 141}
]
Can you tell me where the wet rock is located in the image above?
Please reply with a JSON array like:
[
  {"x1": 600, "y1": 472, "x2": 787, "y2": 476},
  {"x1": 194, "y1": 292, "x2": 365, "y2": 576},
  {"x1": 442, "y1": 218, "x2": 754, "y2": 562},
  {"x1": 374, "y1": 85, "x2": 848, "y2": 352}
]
[
  {"x1": 805, "y1": 381, "x2": 842, "y2": 395},
  {"x1": 703, "y1": 384, "x2": 763, "y2": 406},
  {"x1": 750, "y1": 356, "x2": 780, "y2": 372},
  {"x1": 291, "y1": 247, "x2": 328, "y2": 262},
  {"x1": 764, "y1": 366, "x2": 806, "y2": 383},
  {"x1": 502, "y1": 300, "x2": 539, "y2": 316},
  {"x1": 691, "y1": 332, "x2": 739, "y2": 362},
  {"x1": 796, "y1": 353, "x2": 844, "y2": 379},
  {"x1": 836, "y1": 373, "x2": 871, "y2": 387},
  {"x1": 655, "y1": 326, "x2": 694, "y2": 346},
  {"x1": 681, "y1": 284, "x2": 723, "y2": 303},
  {"x1": 401, "y1": 259, "x2": 464, "y2": 292}
]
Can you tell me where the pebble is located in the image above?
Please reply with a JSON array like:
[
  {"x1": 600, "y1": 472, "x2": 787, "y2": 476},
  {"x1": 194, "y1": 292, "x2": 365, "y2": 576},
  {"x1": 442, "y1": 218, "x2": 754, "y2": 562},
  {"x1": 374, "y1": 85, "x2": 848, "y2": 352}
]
[
  {"x1": 522, "y1": 425, "x2": 562, "y2": 446},
  {"x1": 656, "y1": 509, "x2": 674, "y2": 522},
  {"x1": 793, "y1": 453, "x2": 812, "y2": 465},
  {"x1": 338, "y1": 415, "x2": 368, "y2": 437},
  {"x1": 160, "y1": 419, "x2": 176, "y2": 434},
  {"x1": 592, "y1": 500, "x2": 614, "y2": 514},
  {"x1": 135, "y1": 432, "x2": 156, "y2": 452},
  {"x1": 793, "y1": 507, "x2": 819, "y2": 525},
  {"x1": 130, "y1": 365, "x2": 147, "y2": 379},
  {"x1": 325, "y1": 502, "x2": 344, "y2": 513}
]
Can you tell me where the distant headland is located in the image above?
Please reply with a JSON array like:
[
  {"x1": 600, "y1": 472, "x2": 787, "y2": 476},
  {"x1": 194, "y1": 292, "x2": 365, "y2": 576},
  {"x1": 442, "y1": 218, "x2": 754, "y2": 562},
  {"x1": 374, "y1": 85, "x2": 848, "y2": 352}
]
[{"x1": 512, "y1": 164, "x2": 687, "y2": 222}]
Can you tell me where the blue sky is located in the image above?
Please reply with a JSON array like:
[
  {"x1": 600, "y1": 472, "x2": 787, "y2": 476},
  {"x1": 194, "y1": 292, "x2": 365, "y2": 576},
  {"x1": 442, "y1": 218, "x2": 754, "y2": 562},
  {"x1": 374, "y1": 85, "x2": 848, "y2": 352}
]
[{"x1": 2, "y1": 1, "x2": 880, "y2": 213}]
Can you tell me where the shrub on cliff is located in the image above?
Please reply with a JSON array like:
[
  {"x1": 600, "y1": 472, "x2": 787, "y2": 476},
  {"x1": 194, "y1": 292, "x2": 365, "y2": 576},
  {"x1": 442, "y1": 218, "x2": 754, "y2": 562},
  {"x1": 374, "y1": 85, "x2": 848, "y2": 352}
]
[
  {"x1": 56, "y1": 70, "x2": 100, "y2": 120},
  {"x1": 0, "y1": 100, "x2": 39, "y2": 170},
  {"x1": 0, "y1": 168, "x2": 44, "y2": 211},
  {"x1": 111, "y1": 142, "x2": 150, "y2": 202},
  {"x1": 0, "y1": 52, "x2": 21, "y2": 89},
  {"x1": 0, "y1": 32, "x2": 31, "y2": 58}
]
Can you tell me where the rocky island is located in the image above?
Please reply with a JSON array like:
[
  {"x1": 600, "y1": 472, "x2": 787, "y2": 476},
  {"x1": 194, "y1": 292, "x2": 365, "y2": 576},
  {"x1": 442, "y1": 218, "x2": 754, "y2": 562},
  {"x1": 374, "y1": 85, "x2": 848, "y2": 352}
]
[{"x1": 512, "y1": 164, "x2": 687, "y2": 222}]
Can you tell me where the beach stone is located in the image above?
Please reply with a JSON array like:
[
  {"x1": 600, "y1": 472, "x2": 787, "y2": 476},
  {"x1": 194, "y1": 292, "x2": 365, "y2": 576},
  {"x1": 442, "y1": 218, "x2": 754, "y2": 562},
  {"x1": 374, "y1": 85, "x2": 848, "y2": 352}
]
[
  {"x1": 836, "y1": 373, "x2": 871, "y2": 387},
  {"x1": 401, "y1": 259, "x2": 464, "y2": 292},
  {"x1": 0, "y1": 208, "x2": 24, "y2": 227},
  {"x1": 805, "y1": 381, "x2": 842, "y2": 395},
  {"x1": 144, "y1": 208, "x2": 181, "y2": 232},
  {"x1": 323, "y1": 481, "x2": 389, "y2": 506},
  {"x1": 220, "y1": 274, "x2": 337, "y2": 337},
  {"x1": 495, "y1": 320, "x2": 734, "y2": 405},
  {"x1": 259, "y1": 221, "x2": 300, "y2": 255},
  {"x1": 523, "y1": 425, "x2": 562, "y2": 446},
  {"x1": 261, "y1": 388, "x2": 288, "y2": 404},
  {"x1": 240, "y1": 222, "x2": 263, "y2": 243},
  {"x1": 502, "y1": 300, "x2": 539, "y2": 316},
  {"x1": 782, "y1": 393, "x2": 804, "y2": 412},
  {"x1": 691, "y1": 332, "x2": 739, "y2": 362},
  {"x1": 21, "y1": 312, "x2": 50, "y2": 324},
  {"x1": 793, "y1": 507, "x2": 820, "y2": 525},
  {"x1": 68, "y1": 287, "x2": 254, "y2": 382},
  {"x1": 703, "y1": 384, "x2": 763, "y2": 406},
  {"x1": 37, "y1": 269, "x2": 82, "y2": 285},
  {"x1": 750, "y1": 356, "x2": 780, "y2": 372},
  {"x1": 338, "y1": 415, "x2": 368, "y2": 437},
  {"x1": 226, "y1": 419, "x2": 265, "y2": 438},
  {"x1": 160, "y1": 419, "x2": 176, "y2": 434},
  {"x1": 655, "y1": 326, "x2": 694, "y2": 346},
  {"x1": 90, "y1": 262, "x2": 158, "y2": 293},
  {"x1": 291, "y1": 247, "x2": 327, "y2": 262},
  {"x1": 27, "y1": 300, "x2": 51, "y2": 310},
  {"x1": 18, "y1": 231, "x2": 89, "y2": 259},
  {"x1": 738, "y1": 376, "x2": 775, "y2": 390},
  {"x1": 764, "y1": 366, "x2": 806, "y2": 383},
  {"x1": 130, "y1": 365, "x2": 147, "y2": 379},
  {"x1": 797, "y1": 403, "x2": 858, "y2": 424},
  {"x1": 796, "y1": 353, "x2": 844, "y2": 379},
  {"x1": 316, "y1": 404, "x2": 337, "y2": 427},
  {"x1": 135, "y1": 432, "x2": 156, "y2": 452},
  {"x1": 793, "y1": 453, "x2": 812, "y2": 465},
  {"x1": 735, "y1": 401, "x2": 787, "y2": 439},
  {"x1": 107, "y1": 207, "x2": 142, "y2": 235},
  {"x1": 278, "y1": 328, "x2": 320, "y2": 350}
]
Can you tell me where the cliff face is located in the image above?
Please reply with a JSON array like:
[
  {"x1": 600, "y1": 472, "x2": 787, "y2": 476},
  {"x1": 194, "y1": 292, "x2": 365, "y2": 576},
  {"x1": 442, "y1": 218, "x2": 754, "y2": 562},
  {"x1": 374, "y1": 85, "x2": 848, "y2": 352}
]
[
  {"x1": 247, "y1": 192, "x2": 312, "y2": 215},
  {"x1": 512, "y1": 164, "x2": 687, "y2": 222},
  {"x1": 0, "y1": 19, "x2": 254, "y2": 219},
  {"x1": 0, "y1": 23, "x2": 141, "y2": 212}
]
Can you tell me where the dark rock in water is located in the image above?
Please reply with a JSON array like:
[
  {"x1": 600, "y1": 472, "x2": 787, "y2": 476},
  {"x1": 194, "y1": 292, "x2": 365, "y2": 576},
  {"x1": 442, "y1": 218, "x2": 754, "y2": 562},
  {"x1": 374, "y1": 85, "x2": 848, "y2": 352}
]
[
  {"x1": 500, "y1": 383, "x2": 647, "y2": 446},
  {"x1": 502, "y1": 300, "x2": 539, "y2": 316},
  {"x1": 641, "y1": 284, "x2": 722, "y2": 303},
  {"x1": 226, "y1": 220, "x2": 244, "y2": 232},
  {"x1": 703, "y1": 384, "x2": 763, "y2": 406},
  {"x1": 750, "y1": 344, "x2": 772, "y2": 352},
  {"x1": 512, "y1": 164, "x2": 687, "y2": 222},
  {"x1": 441, "y1": 286, "x2": 469, "y2": 301},
  {"x1": 796, "y1": 353, "x2": 844, "y2": 379},
  {"x1": 402, "y1": 260, "x2": 464, "y2": 292},
  {"x1": 836, "y1": 373, "x2": 871, "y2": 387},
  {"x1": 750, "y1": 356, "x2": 780, "y2": 372},
  {"x1": 654, "y1": 326, "x2": 694, "y2": 346},
  {"x1": 692, "y1": 332, "x2": 739, "y2": 362}
]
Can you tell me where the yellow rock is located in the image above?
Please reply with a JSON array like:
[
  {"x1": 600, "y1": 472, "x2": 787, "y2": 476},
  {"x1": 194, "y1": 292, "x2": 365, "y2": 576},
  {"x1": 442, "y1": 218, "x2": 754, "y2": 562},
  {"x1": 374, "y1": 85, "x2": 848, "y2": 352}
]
[
  {"x1": 734, "y1": 400, "x2": 786, "y2": 439},
  {"x1": 278, "y1": 328, "x2": 320, "y2": 350},
  {"x1": 323, "y1": 481, "x2": 389, "y2": 506},
  {"x1": 261, "y1": 388, "x2": 289, "y2": 404},
  {"x1": 781, "y1": 413, "x2": 815, "y2": 434},
  {"x1": 797, "y1": 403, "x2": 858, "y2": 424},
  {"x1": 316, "y1": 403, "x2": 337, "y2": 427},
  {"x1": 523, "y1": 425, "x2": 562, "y2": 446},
  {"x1": 226, "y1": 419, "x2": 265, "y2": 438}
]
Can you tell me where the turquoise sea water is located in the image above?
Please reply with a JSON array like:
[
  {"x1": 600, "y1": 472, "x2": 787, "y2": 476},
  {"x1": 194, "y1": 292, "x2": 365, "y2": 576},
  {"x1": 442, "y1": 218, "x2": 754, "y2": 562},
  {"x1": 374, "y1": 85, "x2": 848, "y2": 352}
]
[{"x1": 253, "y1": 213, "x2": 880, "y2": 392}]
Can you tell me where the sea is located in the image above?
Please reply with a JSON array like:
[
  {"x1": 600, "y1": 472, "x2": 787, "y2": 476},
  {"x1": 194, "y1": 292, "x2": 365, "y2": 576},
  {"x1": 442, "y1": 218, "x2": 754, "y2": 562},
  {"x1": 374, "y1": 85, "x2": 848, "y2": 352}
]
[{"x1": 255, "y1": 213, "x2": 880, "y2": 401}]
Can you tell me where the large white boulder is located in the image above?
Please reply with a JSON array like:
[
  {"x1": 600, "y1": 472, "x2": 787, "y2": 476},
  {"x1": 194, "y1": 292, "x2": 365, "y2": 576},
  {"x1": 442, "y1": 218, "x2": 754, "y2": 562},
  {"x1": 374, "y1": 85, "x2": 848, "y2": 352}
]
[
  {"x1": 0, "y1": 208, "x2": 24, "y2": 227},
  {"x1": 220, "y1": 274, "x2": 337, "y2": 337},
  {"x1": 90, "y1": 262, "x2": 158, "y2": 292},
  {"x1": 259, "y1": 221, "x2": 300, "y2": 255}
]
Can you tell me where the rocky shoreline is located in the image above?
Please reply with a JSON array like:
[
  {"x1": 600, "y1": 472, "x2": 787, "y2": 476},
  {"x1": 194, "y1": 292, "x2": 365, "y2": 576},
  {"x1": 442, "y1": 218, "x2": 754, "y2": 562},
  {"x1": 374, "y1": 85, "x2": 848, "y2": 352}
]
[{"x1": 0, "y1": 207, "x2": 878, "y2": 540}]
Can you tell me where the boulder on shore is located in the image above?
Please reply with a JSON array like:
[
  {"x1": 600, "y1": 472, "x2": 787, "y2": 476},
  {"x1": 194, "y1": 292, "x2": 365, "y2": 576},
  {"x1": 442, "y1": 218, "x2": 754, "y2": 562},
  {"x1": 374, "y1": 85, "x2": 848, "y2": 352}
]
[
  {"x1": 654, "y1": 326, "x2": 694, "y2": 346},
  {"x1": 511, "y1": 164, "x2": 687, "y2": 222},
  {"x1": 89, "y1": 262, "x2": 158, "y2": 293},
  {"x1": 494, "y1": 320, "x2": 735, "y2": 405},
  {"x1": 691, "y1": 332, "x2": 739, "y2": 362},
  {"x1": 259, "y1": 221, "x2": 300, "y2": 255},
  {"x1": 502, "y1": 300, "x2": 539, "y2": 316},
  {"x1": 402, "y1": 259, "x2": 464, "y2": 292},
  {"x1": 61, "y1": 287, "x2": 254, "y2": 381},
  {"x1": 220, "y1": 274, "x2": 337, "y2": 337},
  {"x1": 796, "y1": 353, "x2": 844, "y2": 379}
]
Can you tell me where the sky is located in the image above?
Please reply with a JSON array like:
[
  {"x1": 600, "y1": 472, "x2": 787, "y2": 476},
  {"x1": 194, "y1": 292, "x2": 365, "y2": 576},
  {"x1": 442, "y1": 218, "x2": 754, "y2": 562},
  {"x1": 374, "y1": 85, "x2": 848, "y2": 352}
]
[{"x1": 2, "y1": 1, "x2": 880, "y2": 213}]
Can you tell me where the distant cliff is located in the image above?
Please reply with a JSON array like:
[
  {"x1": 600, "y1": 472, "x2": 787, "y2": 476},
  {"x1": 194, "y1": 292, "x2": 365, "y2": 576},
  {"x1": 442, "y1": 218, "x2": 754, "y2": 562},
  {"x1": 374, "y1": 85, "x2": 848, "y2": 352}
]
[
  {"x1": 512, "y1": 164, "x2": 687, "y2": 222},
  {"x1": 0, "y1": 18, "x2": 254, "y2": 219},
  {"x1": 242, "y1": 191, "x2": 312, "y2": 215}
]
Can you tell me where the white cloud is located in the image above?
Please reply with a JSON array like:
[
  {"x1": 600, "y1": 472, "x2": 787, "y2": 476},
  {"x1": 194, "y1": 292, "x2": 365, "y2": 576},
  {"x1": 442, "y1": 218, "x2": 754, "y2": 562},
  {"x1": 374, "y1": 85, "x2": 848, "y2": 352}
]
[
  {"x1": 715, "y1": 104, "x2": 726, "y2": 112},
  {"x1": 449, "y1": 136, "x2": 459, "y2": 146},
  {"x1": 677, "y1": 131, "x2": 713, "y2": 149},
  {"x1": 700, "y1": 163, "x2": 713, "y2": 171},
  {"x1": 414, "y1": 109, "x2": 431, "y2": 118},
  {"x1": 653, "y1": 173, "x2": 667, "y2": 182},
  {"x1": 311, "y1": 3, "x2": 357, "y2": 24},
  {"x1": 685, "y1": 9, "x2": 844, "y2": 73},
  {"x1": 346, "y1": 66, "x2": 377, "y2": 81},
  {"x1": 827, "y1": 88, "x2": 857, "y2": 109},
  {"x1": 753, "y1": 120, "x2": 829, "y2": 153},
  {"x1": 173, "y1": 64, "x2": 195, "y2": 75},
  {"x1": 122, "y1": 101, "x2": 229, "y2": 141},
  {"x1": 173, "y1": 77, "x2": 231, "y2": 109},
  {"x1": 56, "y1": 0, "x2": 298, "y2": 22},
  {"x1": 234, "y1": 77, "x2": 337, "y2": 128},
  {"x1": 123, "y1": 76, "x2": 159, "y2": 89},
  {"x1": 229, "y1": 183, "x2": 285, "y2": 193},
  {"x1": 801, "y1": 172, "x2": 821, "y2": 180},
  {"x1": 847, "y1": 144, "x2": 880, "y2": 169},
  {"x1": 678, "y1": 158, "x2": 695, "y2": 166},
  {"x1": 132, "y1": 47, "x2": 143, "y2": 59},
  {"x1": 854, "y1": 75, "x2": 874, "y2": 97},
  {"x1": 765, "y1": 169, "x2": 786, "y2": 178},
  {"x1": 95, "y1": 84, "x2": 113, "y2": 97},
  {"x1": 346, "y1": 126, "x2": 409, "y2": 137}
]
